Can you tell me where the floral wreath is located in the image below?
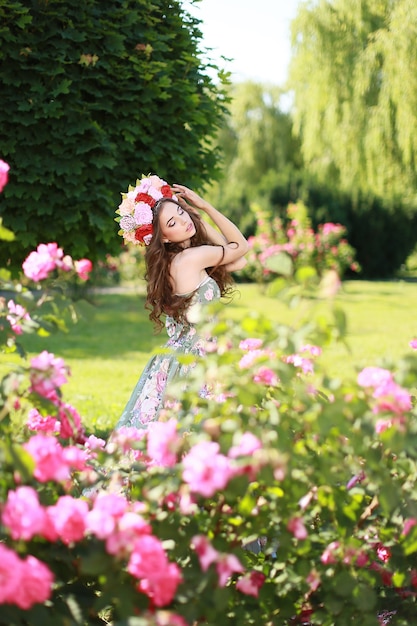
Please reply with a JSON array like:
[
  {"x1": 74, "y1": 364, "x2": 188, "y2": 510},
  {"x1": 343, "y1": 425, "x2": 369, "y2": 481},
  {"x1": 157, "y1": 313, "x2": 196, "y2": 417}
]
[{"x1": 115, "y1": 174, "x2": 175, "y2": 246}]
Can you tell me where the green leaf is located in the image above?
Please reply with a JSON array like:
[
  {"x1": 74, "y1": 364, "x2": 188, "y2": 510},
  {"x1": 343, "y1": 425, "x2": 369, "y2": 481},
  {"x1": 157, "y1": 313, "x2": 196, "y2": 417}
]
[
  {"x1": 352, "y1": 584, "x2": 376, "y2": 611},
  {"x1": 264, "y1": 252, "x2": 294, "y2": 277},
  {"x1": 0, "y1": 218, "x2": 15, "y2": 241}
]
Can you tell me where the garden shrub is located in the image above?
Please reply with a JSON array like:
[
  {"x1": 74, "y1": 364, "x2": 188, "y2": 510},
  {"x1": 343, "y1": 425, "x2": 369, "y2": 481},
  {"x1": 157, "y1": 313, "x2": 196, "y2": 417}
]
[
  {"x1": 1, "y1": 159, "x2": 417, "y2": 625},
  {"x1": 0, "y1": 0, "x2": 228, "y2": 269},
  {"x1": 268, "y1": 171, "x2": 417, "y2": 278},
  {"x1": 1, "y1": 237, "x2": 417, "y2": 625}
]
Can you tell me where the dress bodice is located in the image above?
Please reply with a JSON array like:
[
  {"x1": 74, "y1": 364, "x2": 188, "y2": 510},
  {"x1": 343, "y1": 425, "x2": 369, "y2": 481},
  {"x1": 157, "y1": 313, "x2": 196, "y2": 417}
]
[{"x1": 165, "y1": 276, "x2": 220, "y2": 352}]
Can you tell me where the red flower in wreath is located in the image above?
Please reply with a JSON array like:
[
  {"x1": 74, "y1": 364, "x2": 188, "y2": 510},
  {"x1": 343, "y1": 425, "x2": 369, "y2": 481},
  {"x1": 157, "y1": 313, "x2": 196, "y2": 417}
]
[
  {"x1": 135, "y1": 192, "x2": 156, "y2": 207},
  {"x1": 161, "y1": 185, "x2": 173, "y2": 198},
  {"x1": 135, "y1": 223, "x2": 153, "y2": 245}
]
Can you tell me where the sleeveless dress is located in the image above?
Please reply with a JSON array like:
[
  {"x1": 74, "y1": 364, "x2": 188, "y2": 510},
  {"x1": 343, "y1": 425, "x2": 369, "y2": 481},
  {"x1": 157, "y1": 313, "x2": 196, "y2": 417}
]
[{"x1": 114, "y1": 275, "x2": 221, "y2": 431}]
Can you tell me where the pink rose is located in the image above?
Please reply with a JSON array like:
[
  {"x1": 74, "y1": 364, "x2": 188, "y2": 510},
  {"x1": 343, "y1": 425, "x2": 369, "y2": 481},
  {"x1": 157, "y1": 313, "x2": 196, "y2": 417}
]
[
  {"x1": 192, "y1": 535, "x2": 219, "y2": 572},
  {"x1": 47, "y1": 495, "x2": 89, "y2": 544},
  {"x1": 105, "y1": 512, "x2": 152, "y2": 556},
  {"x1": 2, "y1": 486, "x2": 47, "y2": 540},
  {"x1": 228, "y1": 432, "x2": 262, "y2": 458},
  {"x1": 321, "y1": 541, "x2": 340, "y2": 565},
  {"x1": 58, "y1": 401, "x2": 83, "y2": 439},
  {"x1": 357, "y1": 367, "x2": 393, "y2": 388},
  {"x1": 216, "y1": 554, "x2": 245, "y2": 587},
  {"x1": 239, "y1": 338, "x2": 263, "y2": 351},
  {"x1": 29, "y1": 350, "x2": 68, "y2": 399},
  {"x1": 138, "y1": 561, "x2": 182, "y2": 607},
  {"x1": 134, "y1": 201, "x2": 153, "y2": 225},
  {"x1": 24, "y1": 434, "x2": 70, "y2": 482},
  {"x1": 403, "y1": 518, "x2": 417, "y2": 536},
  {"x1": 6, "y1": 300, "x2": 31, "y2": 335},
  {"x1": 74, "y1": 258, "x2": 93, "y2": 280},
  {"x1": 13, "y1": 555, "x2": 54, "y2": 609},
  {"x1": 0, "y1": 544, "x2": 22, "y2": 604},
  {"x1": 372, "y1": 380, "x2": 411, "y2": 415},
  {"x1": 0, "y1": 159, "x2": 10, "y2": 192},
  {"x1": 22, "y1": 242, "x2": 64, "y2": 282},
  {"x1": 87, "y1": 493, "x2": 129, "y2": 540},
  {"x1": 26, "y1": 407, "x2": 60, "y2": 434},
  {"x1": 253, "y1": 366, "x2": 278, "y2": 386},
  {"x1": 128, "y1": 535, "x2": 168, "y2": 580},
  {"x1": 182, "y1": 441, "x2": 235, "y2": 497},
  {"x1": 147, "y1": 418, "x2": 180, "y2": 467},
  {"x1": 287, "y1": 516, "x2": 308, "y2": 540},
  {"x1": 236, "y1": 571, "x2": 266, "y2": 597},
  {"x1": 285, "y1": 354, "x2": 314, "y2": 374}
]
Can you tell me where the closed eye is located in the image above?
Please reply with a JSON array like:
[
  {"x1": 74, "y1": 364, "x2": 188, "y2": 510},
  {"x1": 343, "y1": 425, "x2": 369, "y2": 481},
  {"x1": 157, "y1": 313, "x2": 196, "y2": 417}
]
[{"x1": 166, "y1": 207, "x2": 185, "y2": 228}]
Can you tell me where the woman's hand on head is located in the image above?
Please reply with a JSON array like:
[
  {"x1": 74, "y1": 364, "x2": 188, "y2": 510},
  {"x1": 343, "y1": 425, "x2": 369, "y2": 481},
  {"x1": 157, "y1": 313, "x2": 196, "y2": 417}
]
[{"x1": 171, "y1": 184, "x2": 208, "y2": 211}]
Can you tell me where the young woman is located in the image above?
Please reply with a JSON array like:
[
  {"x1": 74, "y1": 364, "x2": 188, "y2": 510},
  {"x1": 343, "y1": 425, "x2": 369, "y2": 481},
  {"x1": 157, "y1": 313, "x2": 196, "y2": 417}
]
[{"x1": 114, "y1": 175, "x2": 249, "y2": 431}]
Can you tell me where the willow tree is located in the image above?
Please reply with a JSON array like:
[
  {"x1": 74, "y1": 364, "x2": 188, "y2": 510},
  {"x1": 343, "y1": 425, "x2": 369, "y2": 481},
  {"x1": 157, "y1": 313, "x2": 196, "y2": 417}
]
[
  {"x1": 289, "y1": 0, "x2": 417, "y2": 202},
  {"x1": 0, "y1": 0, "x2": 229, "y2": 266},
  {"x1": 207, "y1": 81, "x2": 301, "y2": 228}
]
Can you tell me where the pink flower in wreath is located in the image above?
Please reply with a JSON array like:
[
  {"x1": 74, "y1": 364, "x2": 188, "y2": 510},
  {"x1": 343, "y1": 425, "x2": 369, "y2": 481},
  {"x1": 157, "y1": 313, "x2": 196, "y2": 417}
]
[{"x1": 134, "y1": 202, "x2": 153, "y2": 225}]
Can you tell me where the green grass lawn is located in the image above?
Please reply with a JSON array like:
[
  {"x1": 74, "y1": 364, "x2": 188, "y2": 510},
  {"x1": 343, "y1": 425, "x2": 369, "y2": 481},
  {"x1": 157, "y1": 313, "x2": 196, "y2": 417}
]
[{"x1": 1, "y1": 280, "x2": 416, "y2": 432}]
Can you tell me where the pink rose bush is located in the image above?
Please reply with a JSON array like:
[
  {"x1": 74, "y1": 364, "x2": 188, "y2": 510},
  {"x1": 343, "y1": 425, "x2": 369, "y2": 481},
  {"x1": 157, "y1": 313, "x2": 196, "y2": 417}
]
[
  {"x1": 239, "y1": 200, "x2": 360, "y2": 283},
  {"x1": 22, "y1": 242, "x2": 93, "y2": 282},
  {"x1": 0, "y1": 544, "x2": 53, "y2": 609},
  {"x1": 3, "y1": 237, "x2": 417, "y2": 624}
]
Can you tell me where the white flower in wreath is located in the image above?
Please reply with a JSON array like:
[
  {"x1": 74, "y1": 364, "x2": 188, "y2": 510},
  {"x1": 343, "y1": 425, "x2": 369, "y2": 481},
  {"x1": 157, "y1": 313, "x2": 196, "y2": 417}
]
[{"x1": 118, "y1": 196, "x2": 136, "y2": 216}]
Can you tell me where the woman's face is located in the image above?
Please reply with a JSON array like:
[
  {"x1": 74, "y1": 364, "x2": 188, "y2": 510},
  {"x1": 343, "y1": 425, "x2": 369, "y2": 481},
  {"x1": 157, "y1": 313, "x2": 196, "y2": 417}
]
[{"x1": 158, "y1": 201, "x2": 196, "y2": 245}]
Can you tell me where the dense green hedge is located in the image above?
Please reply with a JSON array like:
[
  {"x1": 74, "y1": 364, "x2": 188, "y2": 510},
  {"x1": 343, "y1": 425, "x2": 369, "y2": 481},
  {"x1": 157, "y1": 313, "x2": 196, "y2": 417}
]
[{"x1": 0, "y1": 0, "x2": 228, "y2": 268}]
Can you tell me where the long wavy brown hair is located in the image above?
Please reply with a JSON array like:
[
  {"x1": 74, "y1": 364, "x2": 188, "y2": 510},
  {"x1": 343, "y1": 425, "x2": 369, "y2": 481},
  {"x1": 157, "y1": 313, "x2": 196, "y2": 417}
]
[{"x1": 144, "y1": 198, "x2": 235, "y2": 331}]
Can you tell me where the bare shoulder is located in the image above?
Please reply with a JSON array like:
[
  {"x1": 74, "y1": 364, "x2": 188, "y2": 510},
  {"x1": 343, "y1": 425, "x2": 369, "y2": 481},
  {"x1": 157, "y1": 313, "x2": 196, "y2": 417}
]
[
  {"x1": 170, "y1": 247, "x2": 212, "y2": 294},
  {"x1": 176, "y1": 245, "x2": 223, "y2": 268}
]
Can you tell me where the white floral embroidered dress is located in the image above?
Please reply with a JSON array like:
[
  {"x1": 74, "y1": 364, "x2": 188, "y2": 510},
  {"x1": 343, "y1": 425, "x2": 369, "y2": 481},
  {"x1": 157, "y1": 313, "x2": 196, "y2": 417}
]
[{"x1": 115, "y1": 275, "x2": 220, "y2": 430}]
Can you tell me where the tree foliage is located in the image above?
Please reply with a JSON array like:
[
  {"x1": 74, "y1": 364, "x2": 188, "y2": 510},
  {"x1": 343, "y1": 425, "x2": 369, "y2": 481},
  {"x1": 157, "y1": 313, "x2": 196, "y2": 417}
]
[
  {"x1": 289, "y1": 0, "x2": 417, "y2": 202},
  {"x1": 0, "y1": 0, "x2": 229, "y2": 267},
  {"x1": 206, "y1": 81, "x2": 302, "y2": 230}
]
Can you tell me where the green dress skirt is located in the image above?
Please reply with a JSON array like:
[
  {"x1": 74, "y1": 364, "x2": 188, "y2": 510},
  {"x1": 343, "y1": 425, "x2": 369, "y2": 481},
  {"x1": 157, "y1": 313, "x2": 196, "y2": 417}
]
[{"x1": 115, "y1": 275, "x2": 220, "y2": 431}]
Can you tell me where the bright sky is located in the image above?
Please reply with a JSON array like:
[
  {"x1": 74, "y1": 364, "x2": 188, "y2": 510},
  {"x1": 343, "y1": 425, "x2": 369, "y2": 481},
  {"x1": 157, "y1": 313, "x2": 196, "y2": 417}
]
[{"x1": 184, "y1": 0, "x2": 303, "y2": 86}]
